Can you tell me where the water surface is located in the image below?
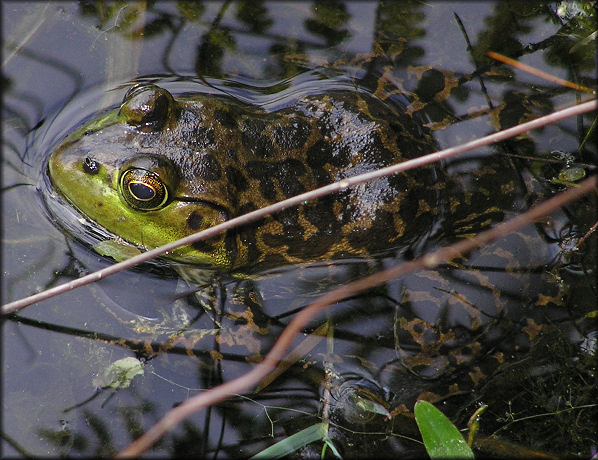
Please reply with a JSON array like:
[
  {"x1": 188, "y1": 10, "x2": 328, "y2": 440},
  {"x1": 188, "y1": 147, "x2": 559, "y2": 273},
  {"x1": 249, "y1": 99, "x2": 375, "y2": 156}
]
[{"x1": 2, "y1": 2, "x2": 596, "y2": 457}]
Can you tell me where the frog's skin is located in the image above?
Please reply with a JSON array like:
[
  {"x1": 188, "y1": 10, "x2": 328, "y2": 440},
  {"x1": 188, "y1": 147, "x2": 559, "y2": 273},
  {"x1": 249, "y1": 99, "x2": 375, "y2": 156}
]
[
  {"x1": 46, "y1": 81, "x2": 571, "y2": 438},
  {"x1": 48, "y1": 83, "x2": 441, "y2": 273}
]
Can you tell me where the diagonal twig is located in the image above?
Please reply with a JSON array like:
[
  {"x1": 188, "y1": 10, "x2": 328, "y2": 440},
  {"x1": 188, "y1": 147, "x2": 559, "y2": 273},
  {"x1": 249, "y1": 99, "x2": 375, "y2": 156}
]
[{"x1": 487, "y1": 51, "x2": 596, "y2": 94}]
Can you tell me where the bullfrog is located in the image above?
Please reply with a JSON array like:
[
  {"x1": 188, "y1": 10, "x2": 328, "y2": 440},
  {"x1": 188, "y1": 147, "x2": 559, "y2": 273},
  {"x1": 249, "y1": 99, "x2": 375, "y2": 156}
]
[
  {"x1": 45, "y1": 79, "x2": 576, "y2": 456},
  {"x1": 48, "y1": 81, "x2": 442, "y2": 274},
  {"x1": 46, "y1": 77, "x2": 543, "y2": 372}
]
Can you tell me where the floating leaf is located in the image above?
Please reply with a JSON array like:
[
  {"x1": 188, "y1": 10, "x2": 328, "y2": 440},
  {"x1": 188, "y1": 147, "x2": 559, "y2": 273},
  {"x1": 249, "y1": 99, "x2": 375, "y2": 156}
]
[{"x1": 92, "y1": 357, "x2": 144, "y2": 389}]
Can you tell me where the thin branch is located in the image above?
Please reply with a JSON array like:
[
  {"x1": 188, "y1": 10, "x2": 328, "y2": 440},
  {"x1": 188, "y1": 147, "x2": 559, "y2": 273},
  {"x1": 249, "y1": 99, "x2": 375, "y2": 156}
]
[
  {"x1": 3, "y1": 99, "x2": 596, "y2": 316},
  {"x1": 500, "y1": 152, "x2": 597, "y2": 170},
  {"x1": 575, "y1": 219, "x2": 598, "y2": 250},
  {"x1": 115, "y1": 174, "x2": 597, "y2": 457},
  {"x1": 487, "y1": 51, "x2": 596, "y2": 94},
  {"x1": 454, "y1": 13, "x2": 494, "y2": 109}
]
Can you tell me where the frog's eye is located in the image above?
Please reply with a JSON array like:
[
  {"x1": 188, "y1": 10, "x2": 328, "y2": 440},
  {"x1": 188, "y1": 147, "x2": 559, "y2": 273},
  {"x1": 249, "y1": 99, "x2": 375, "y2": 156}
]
[
  {"x1": 119, "y1": 83, "x2": 175, "y2": 132},
  {"x1": 120, "y1": 168, "x2": 168, "y2": 211}
]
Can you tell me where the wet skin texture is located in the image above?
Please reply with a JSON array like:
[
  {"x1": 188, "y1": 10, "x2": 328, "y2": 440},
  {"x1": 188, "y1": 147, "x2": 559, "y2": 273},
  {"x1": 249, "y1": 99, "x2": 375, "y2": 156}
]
[{"x1": 48, "y1": 83, "x2": 441, "y2": 272}]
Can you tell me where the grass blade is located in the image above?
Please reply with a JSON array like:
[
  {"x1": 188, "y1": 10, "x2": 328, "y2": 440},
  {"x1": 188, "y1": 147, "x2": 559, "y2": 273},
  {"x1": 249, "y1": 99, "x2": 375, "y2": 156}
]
[
  {"x1": 250, "y1": 423, "x2": 328, "y2": 459},
  {"x1": 414, "y1": 400, "x2": 474, "y2": 459}
]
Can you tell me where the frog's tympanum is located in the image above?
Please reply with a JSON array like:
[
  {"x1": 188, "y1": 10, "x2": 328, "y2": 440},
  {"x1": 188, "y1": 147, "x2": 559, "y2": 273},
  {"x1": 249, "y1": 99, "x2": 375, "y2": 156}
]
[{"x1": 48, "y1": 82, "x2": 441, "y2": 272}]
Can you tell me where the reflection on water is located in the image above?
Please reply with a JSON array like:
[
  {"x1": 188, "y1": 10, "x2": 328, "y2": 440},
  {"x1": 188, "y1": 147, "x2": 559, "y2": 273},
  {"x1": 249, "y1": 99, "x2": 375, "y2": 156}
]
[{"x1": 2, "y1": 1, "x2": 596, "y2": 458}]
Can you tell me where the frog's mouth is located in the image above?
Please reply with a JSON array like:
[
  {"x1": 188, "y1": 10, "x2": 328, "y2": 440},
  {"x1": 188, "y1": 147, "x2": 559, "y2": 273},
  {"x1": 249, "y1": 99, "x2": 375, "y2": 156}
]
[
  {"x1": 41, "y1": 169, "x2": 226, "y2": 281},
  {"x1": 40, "y1": 170, "x2": 157, "y2": 264}
]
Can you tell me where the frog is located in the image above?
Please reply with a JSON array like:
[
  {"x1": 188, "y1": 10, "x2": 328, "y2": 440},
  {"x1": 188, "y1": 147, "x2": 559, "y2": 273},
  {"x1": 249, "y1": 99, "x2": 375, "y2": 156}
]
[
  {"x1": 46, "y1": 78, "x2": 531, "y2": 344},
  {"x1": 45, "y1": 78, "x2": 577, "y2": 457},
  {"x1": 48, "y1": 75, "x2": 559, "y2": 387},
  {"x1": 47, "y1": 81, "x2": 444, "y2": 275}
]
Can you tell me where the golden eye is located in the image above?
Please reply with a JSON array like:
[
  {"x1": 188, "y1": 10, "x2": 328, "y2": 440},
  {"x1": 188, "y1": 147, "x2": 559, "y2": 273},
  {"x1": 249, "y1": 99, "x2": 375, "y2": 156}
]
[{"x1": 120, "y1": 168, "x2": 168, "y2": 211}]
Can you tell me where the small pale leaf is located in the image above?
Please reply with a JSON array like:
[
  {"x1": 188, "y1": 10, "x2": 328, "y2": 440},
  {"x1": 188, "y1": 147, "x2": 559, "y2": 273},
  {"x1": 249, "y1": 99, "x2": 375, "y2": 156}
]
[{"x1": 93, "y1": 357, "x2": 144, "y2": 389}]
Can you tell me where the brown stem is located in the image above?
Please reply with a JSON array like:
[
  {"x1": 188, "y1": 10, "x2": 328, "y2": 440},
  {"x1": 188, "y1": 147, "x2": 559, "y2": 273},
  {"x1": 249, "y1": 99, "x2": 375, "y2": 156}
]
[{"x1": 487, "y1": 51, "x2": 596, "y2": 94}]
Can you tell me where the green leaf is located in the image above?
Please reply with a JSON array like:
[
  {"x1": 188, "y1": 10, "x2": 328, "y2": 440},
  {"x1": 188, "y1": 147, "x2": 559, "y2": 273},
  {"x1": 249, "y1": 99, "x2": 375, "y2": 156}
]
[
  {"x1": 414, "y1": 400, "x2": 475, "y2": 459},
  {"x1": 250, "y1": 423, "x2": 328, "y2": 459}
]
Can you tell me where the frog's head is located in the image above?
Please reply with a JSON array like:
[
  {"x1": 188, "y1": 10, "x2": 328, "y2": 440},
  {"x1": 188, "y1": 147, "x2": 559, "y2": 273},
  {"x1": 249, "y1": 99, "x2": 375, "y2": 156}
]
[{"x1": 48, "y1": 84, "x2": 235, "y2": 268}]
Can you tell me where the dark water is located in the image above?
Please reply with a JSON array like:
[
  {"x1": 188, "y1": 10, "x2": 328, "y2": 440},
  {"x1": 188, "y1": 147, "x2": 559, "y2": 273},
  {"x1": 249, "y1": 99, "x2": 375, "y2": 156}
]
[{"x1": 2, "y1": 2, "x2": 596, "y2": 458}]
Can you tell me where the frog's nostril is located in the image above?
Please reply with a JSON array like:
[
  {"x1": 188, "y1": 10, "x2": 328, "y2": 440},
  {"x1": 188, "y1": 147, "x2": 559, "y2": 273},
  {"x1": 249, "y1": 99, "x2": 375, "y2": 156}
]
[{"x1": 83, "y1": 157, "x2": 100, "y2": 175}]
